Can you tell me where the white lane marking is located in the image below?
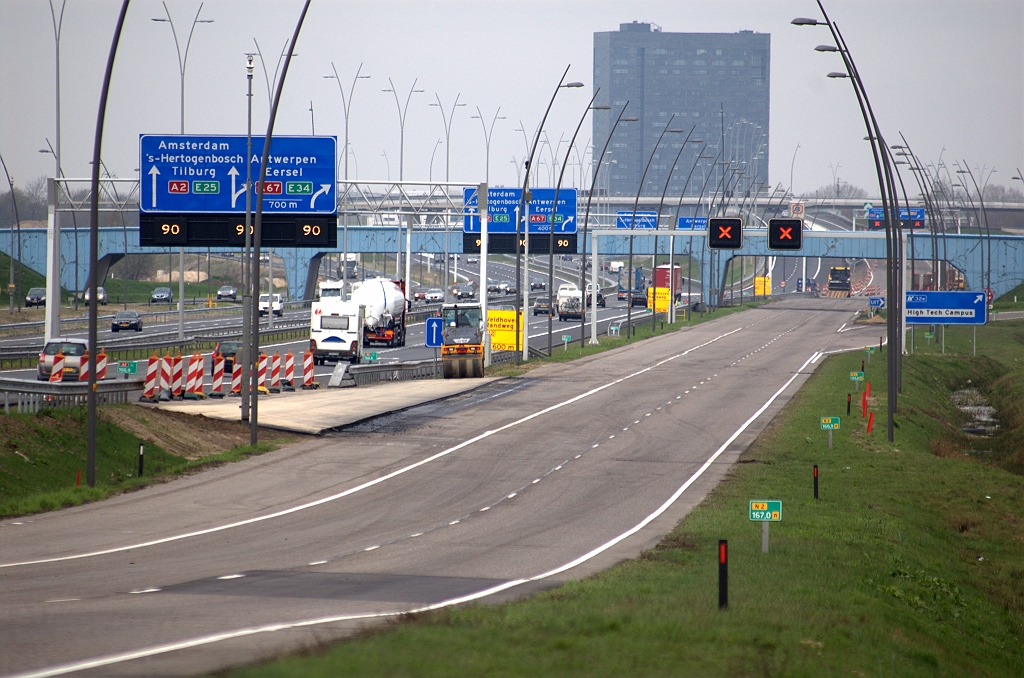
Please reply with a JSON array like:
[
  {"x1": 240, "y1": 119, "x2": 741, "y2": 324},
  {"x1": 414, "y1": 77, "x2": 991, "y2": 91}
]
[
  {"x1": 1, "y1": 326, "x2": 742, "y2": 569},
  {"x1": 479, "y1": 507, "x2": 490, "y2": 512},
  {"x1": 127, "y1": 588, "x2": 160, "y2": 595},
  {"x1": 448, "y1": 520, "x2": 460, "y2": 525},
  {"x1": 364, "y1": 545, "x2": 380, "y2": 552},
  {"x1": 216, "y1": 574, "x2": 244, "y2": 580},
  {"x1": 307, "y1": 561, "x2": 327, "y2": 566},
  {"x1": 532, "y1": 479, "x2": 540, "y2": 484},
  {"x1": 12, "y1": 350, "x2": 819, "y2": 678},
  {"x1": 507, "y1": 493, "x2": 517, "y2": 499},
  {"x1": 43, "y1": 599, "x2": 80, "y2": 603}
]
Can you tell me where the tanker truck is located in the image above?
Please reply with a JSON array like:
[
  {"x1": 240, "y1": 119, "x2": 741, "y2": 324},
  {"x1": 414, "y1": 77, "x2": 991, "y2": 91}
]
[{"x1": 309, "y1": 278, "x2": 407, "y2": 364}]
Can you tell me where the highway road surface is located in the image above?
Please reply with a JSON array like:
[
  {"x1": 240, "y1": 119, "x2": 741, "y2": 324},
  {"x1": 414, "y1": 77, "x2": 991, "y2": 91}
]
[{"x1": 0, "y1": 297, "x2": 877, "y2": 677}]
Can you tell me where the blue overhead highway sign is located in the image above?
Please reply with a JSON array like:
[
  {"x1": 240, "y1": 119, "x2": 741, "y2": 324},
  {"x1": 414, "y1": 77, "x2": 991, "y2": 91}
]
[
  {"x1": 677, "y1": 216, "x2": 708, "y2": 230},
  {"x1": 140, "y1": 135, "x2": 337, "y2": 214},
  {"x1": 463, "y1": 187, "x2": 577, "y2": 234},
  {"x1": 905, "y1": 291, "x2": 987, "y2": 325},
  {"x1": 617, "y1": 211, "x2": 658, "y2": 229}
]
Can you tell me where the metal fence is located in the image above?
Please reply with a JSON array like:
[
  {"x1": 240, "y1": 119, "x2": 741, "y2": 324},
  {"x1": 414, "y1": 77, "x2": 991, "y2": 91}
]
[
  {"x1": 0, "y1": 376, "x2": 145, "y2": 414},
  {"x1": 347, "y1": 359, "x2": 441, "y2": 385}
]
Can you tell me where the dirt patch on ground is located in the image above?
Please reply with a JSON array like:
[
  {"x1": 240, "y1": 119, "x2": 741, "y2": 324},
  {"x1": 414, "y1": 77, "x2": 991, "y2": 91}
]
[{"x1": 99, "y1": 405, "x2": 302, "y2": 459}]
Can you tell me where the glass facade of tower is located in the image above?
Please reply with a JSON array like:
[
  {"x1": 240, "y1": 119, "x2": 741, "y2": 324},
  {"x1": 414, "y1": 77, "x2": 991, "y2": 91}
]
[{"x1": 593, "y1": 22, "x2": 770, "y2": 199}]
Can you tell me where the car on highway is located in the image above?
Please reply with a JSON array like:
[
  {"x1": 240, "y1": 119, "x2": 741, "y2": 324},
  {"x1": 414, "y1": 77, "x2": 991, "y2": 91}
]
[
  {"x1": 486, "y1": 279, "x2": 502, "y2": 293},
  {"x1": 466, "y1": 256, "x2": 479, "y2": 264},
  {"x1": 213, "y1": 340, "x2": 243, "y2": 374},
  {"x1": 258, "y1": 293, "x2": 283, "y2": 316},
  {"x1": 150, "y1": 286, "x2": 173, "y2": 304},
  {"x1": 84, "y1": 286, "x2": 107, "y2": 305},
  {"x1": 585, "y1": 284, "x2": 606, "y2": 308},
  {"x1": 530, "y1": 280, "x2": 546, "y2": 291},
  {"x1": 216, "y1": 285, "x2": 238, "y2": 301},
  {"x1": 504, "y1": 282, "x2": 517, "y2": 296},
  {"x1": 412, "y1": 288, "x2": 428, "y2": 302},
  {"x1": 627, "y1": 289, "x2": 648, "y2": 307},
  {"x1": 25, "y1": 287, "x2": 46, "y2": 307},
  {"x1": 37, "y1": 338, "x2": 88, "y2": 381},
  {"x1": 111, "y1": 310, "x2": 143, "y2": 332},
  {"x1": 533, "y1": 296, "x2": 554, "y2": 316},
  {"x1": 424, "y1": 288, "x2": 444, "y2": 303},
  {"x1": 453, "y1": 284, "x2": 475, "y2": 300}
]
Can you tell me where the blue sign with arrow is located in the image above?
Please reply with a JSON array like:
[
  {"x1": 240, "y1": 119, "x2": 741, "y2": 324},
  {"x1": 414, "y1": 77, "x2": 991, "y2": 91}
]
[
  {"x1": 869, "y1": 296, "x2": 886, "y2": 309},
  {"x1": 425, "y1": 316, "x2": 445, "y2": 348},
  {"x1": 463, "y1": 187, "x2": 577, "y2": 234},
  {"x1": 905, "y1": 291, "x2": 986, "y2": 325},
  {"x1": 140, "y1": 135, "x2": 337, "y2": 214},
  {"x1": 866, "y1": 207, "x2": 925, "y2": 222},
  {"x1": 616, "y1": 211, "x2": 658, "y2": 229},
  {"x1": 677, "y1": 216, "x2": 709, "y2": 230}
]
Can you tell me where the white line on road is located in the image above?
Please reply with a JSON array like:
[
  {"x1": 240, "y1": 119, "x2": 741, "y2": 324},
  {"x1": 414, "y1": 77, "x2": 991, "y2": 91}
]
[
  {"x1": 5, "y1": 347, "x2": 818, "y2": 678},
  {"x1": 1, "y1": 326, "x2": 743, "y2": 569}
]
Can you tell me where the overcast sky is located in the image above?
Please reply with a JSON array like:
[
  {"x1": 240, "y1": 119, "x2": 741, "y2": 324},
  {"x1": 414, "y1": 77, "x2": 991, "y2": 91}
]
[{"x1": 2, "y1": 0, "x2": 1022, "y2": 199}]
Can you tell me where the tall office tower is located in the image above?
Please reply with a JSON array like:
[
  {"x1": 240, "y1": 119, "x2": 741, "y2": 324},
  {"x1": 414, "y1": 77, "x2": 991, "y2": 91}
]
[{"x1": 593, "y1": 22, "x2": 770, "y2": 200}]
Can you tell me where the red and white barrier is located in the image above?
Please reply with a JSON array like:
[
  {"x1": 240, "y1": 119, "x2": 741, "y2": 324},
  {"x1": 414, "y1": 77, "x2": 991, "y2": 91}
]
[
  {"x1": 141, "y1": 353, "x2": 160, "y2": 402},
  {"x1": 78, "y1": 350, "x2": 90, "y2": 382},
  {"x1": 230, "y1": 360, "x2": 243, "y2": 395},
  {"x1": 257, "y1": 352, "x2": 269, "y2": 393},
  {"x1": 269, "y1": 352, "x2": 281, "y2": 393},
  {"x1": 49, "y1": 350, "x2": 65, "y2": 383},
  {"x1": 184, "y1": 353, "x2": 203, "y2": 399},
  {"x1": 283, "y1": 350, "x2": 295, "y2": 391},
  {"x1": 159, "y1": 354, "x2": 173, "y2": 400},
  {"x1": 192, "y1": 352, "x2": 206, "y2": 398},
  {"x1": 301, "y1": 350, "x2": 317, "y2": 389},
  {"x1": 210, "y1": 353, "x2": 225, "y2": 398},
  {"x1": 171, "y1": 353, "x2": 184, "y2": 399},
  {"x1": 96, "y1": 349, "x2": 108, "y2": 381}
]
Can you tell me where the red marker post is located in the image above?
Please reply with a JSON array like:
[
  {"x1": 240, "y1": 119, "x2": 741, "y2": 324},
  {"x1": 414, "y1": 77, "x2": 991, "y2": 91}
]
[
  {"x1": 867, "y1": 411, "x2": 876, "y2": 434},
  {"x1": 847, "y1": 394, "x2": 851, "y2": 416},
  {"x1": 718, "y1": 540, "x2": 728, "y2": 609},
  {"x1": 813, "y1": 464, "x2": 819, "y2": 500}
]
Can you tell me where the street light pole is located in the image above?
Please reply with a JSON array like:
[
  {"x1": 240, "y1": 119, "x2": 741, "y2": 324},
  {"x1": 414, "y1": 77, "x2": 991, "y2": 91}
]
[
  {"x1": 0, "y1": 154, "x2": 23, "y2": 314},
  {"x1": 471, "y1": 106, "x2": 505, "y2": 184},
  {"x1": 512, "y1": 67, "x2": 582, "y2": 362},
  {"x1": 580, "y1": 103, "x2": 636, "y2": 346},
  {"x1": 382, "y1": 78, "x2": 424, "y2": 289},
  {"x1": 241, "y1": 54, "x2": 254, "y2": 423},
  {"x1": 152, "y1": 1, "x2": 214, "y2": 342}
]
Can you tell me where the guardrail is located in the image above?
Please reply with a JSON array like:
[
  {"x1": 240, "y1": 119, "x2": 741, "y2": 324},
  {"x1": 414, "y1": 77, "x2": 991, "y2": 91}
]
[
  {"x1": 0, "y1": 375, "x2": 145, "y2": 414},
  {"x1": 347, "y1": 358, "x2": 440, "y2": 385}
]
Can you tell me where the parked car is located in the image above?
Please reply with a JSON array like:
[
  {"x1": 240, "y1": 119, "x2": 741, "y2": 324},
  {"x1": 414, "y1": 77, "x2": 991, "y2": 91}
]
[
  {"x1": 84, "y1": 286, "x2": 107, "y2": 305},
  {"x1": 530, "y1": 280, "x2": 546, "y2": 291},
  {"x1": 111, "y1": 310, "x2": 143, "y2": 332},
  {"x1": 151, "y1": 286, "x2": 173, "y2": 304},
  {"x1": 25, "y1": 287, "x2": 46, "y2": 307},
  {"x1": 217, "y1": 285, "x2": 238, "y2": 301},
  {"x1": 213, "y1": 340, "x2": 243, "y2": 374},
  {"x1": 258, "y1": 293, "x2": 283, "y2": 316},
  {"x1": 533, "y1": 296, "x2": 554, "y2": 316},
  {"x1": 37, "y1": 338, "x2": 89, "y2": 381},
  {"x1": 424, "y1": 288, "x2": 444, "y2": 303}
]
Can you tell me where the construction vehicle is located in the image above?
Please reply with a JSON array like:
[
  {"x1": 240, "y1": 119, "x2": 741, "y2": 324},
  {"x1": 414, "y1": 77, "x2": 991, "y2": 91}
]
[
  {"x1": 827, "y1": 266, "x2": 851, "y2": 297},
  {"x1": 352, "y1": 277, "x2": 407, "y2": 348},
  {"x1": 440, "y1": 302, "x2": 485, "y2": 378}
]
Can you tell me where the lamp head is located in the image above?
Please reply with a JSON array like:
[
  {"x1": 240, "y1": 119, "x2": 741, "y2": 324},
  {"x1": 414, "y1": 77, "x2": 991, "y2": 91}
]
[
  {"x1": 621, "y1": 117, "x2": 639, "y2": 122},
  {"x1": 564, "y1": 82, "x2": 585, "y2": 88},
  {"x1": 827, "y1": 72, "x2": 849, "y2": 79},
  {"x1": 814, "y1": 45, "x2": 839, "y2": 52},
  {"x1": 791, "y1": 17, "x2": 822, "y2": 26}
]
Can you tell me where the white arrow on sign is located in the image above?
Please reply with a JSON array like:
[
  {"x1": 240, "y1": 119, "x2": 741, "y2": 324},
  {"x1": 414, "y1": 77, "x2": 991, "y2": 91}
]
[
  {"x1": 560, "y1": 215, "x2": 575, "y2": 231},
  {"x1": 148, "y1": 166, "x2": 160, "y2": 208},
  {"x1": 310, "y1": 183, "x2": 331, "y2": 209},
  {"x1": 974, "y1": 294, "x2": 984, "y2": 304},
  {"x1": 228, "y1": 167, "x2": 246, "y2": 208}
]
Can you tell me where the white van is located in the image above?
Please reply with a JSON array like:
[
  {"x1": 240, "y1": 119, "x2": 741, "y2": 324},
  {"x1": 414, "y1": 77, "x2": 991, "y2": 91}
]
[{"x1": 258, "y1": 293, "x2": 283, "y2": 317}]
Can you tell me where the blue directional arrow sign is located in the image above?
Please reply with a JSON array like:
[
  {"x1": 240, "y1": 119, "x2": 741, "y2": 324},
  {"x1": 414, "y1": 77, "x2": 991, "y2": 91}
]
[
  {"x1": 867, "y1": 207, "x2": 925, "y2": 221},
  {"x1": 140, "y1": 135, "x2": 336, "y2": 214},
  {"x1": 905, "y1": 291, "x2": 986, "y2": 325},
  {"x1": 463, "y1": 187, "x2": 577, "y2": 234},
  {"x1": 869, "y1": 296, "x2": 886, "y2": 309},
  {"x1": 425, "y1": 316, "x2": 444, "y2": 348},
  {"x1": 617, "y1": 211, "x2": 658, "y2": 229},
  {"x1": 677, "y1": 216, "x2": 709, "y2": 230}
]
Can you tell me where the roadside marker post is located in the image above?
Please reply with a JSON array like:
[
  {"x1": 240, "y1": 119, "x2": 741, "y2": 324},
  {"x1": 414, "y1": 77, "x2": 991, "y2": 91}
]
[
  {"x1": 718, "y1": 540, "x2": 728, "y2": 609},
  {"x1": 561, "y1": 334, "x2": 571, "y2": 351},
  {"x1": 138, "y1": 443, "x2": 144, "y2": 477},
  {"x1": 862, "y1": 392, "x2": 868, "y2": 418},
  {"x1": 850, "y1": 371, "x2": 864, "y2": 393},
  {"x1": 750, "y1": 500, "x2": 782, "y2": 553},
  {"x1": 867, "y1": 411, "x2": 876, "y2": 433},
  {"x1": 813, "y1": 465, "x2": 819, "y2": 500},
  {"x1": 846, "y1": 394, "x2": 851, "y2": 416},
  {"x1": 821, "y1": 417, "x2": 840, "y2": 449}
]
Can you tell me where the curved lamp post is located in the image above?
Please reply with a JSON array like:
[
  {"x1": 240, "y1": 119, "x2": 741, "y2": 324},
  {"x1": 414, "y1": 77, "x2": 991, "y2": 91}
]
[
  {"x1": 0, "y1": 153, "x2": 22, "y2": 314},
  {"x1": 471, "y1": 106, "x2": 505, "y2": 184},
  {"x1": 580, "y1": 104, "x2": 637, "y2": 346},
  {"x1": 795, "y1": 3, "x2": 903, "y2": 442},
  {"x1": 512, "y1": 67, "x2": 583, "y2": 361}
]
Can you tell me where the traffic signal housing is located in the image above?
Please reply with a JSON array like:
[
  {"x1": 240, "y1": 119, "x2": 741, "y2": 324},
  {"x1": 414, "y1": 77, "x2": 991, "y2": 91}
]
[
  {"x1": 768, "y1": 218, "x2": 803, "y2": 251},
  {"x1": 708, "y1": 217, "x2": 742, "y2": 249}
]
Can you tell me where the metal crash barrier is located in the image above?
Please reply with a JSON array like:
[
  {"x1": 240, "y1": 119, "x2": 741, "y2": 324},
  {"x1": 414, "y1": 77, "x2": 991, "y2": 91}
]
[{"x1": 0, "y1": 376, "x2": 145, "y2": 414}]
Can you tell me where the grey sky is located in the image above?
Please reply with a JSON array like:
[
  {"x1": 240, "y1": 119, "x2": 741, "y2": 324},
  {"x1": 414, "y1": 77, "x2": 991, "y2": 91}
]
[{"x1": 2, "y1": 0, "x2": 1021, "y2": 199}]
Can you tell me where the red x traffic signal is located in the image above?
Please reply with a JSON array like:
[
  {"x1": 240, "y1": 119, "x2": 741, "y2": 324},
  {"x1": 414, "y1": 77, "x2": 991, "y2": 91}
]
[
  {"x1": 768, "y1": 218, "x2": 803, "y2": 251},
  {"x1": 708, "y1": 217, "x2": 742, "y2": 250}
]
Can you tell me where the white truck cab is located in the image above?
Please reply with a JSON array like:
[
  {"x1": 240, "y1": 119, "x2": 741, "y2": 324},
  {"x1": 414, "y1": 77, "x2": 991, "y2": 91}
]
[
  {"x1": 258, "y1": 293, "x2": 283, "y2": 317},
  {"x1": 310, "y1": 281, "x2": 360, "y2": 364}
]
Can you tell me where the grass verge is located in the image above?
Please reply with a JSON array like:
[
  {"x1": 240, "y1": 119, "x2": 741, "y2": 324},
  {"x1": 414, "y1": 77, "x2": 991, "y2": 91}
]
[
  {"x1": 223, "y1": 322, "x2": 1024, "y2": 677},
  {"x1": 0, "y1": 405, "x2": 297, "y2": 518}
]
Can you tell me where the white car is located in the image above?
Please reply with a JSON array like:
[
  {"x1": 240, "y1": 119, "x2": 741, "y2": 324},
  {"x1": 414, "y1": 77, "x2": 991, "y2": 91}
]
[
  {"x1": 258, "y1": 293, "x2": 283, "y2": 317},
  {"x1": 424, "y1": 288, "x2": 444, "y2": 303}
]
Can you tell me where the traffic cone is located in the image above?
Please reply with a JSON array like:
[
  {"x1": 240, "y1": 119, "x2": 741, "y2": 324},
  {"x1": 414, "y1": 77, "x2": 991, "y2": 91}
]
[{"x1": 49, "y1": 350, "x2": 65, "y2": 383}]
